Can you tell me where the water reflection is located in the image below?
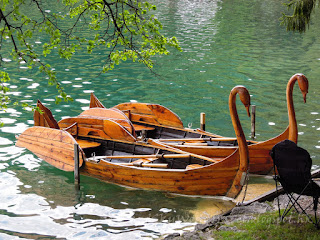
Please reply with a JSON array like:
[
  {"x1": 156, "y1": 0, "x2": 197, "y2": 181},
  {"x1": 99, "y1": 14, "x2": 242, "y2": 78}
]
[
  {"x1": 191, "y1": 199, "x2": 235, "y2": 223},
  {"x1": 0, "y1": 166, "x2": 199, "y2": 239}
]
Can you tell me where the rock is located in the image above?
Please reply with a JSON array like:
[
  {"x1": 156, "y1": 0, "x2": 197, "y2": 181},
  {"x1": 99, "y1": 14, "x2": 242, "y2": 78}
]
[
  {"x1": 272, "y1": 194, "x2": 320, "y2": 215},
  {"x1": 272, "y1": 194, "x2": 291, "y2": 210},
  {"x1": 181, "y1": 231, "x2": 202, "y2": 240},
  {"x1": 181, "y1": 230, "x2": 215, "y2": 240},
  {"x1": 223, "y1": 214, "x2": 255, "y2": 224},
  {"x1": 231, "y1": 202, "x2": 272, "y2": 215},
  {"x1": 164, "y1": 233, "x2": 180, "y2": 240},
  {"x1": 195, "y1": 215, "x2": 223, "y2": 231}
]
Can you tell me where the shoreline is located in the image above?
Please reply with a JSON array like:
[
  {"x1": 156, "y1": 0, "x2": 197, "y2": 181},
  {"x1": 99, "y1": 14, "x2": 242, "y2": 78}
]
[
  {"x1": 162, "y1": 169, "x2": 320, "y2": 239},
  {"x1": 163, "y1": 194, "x2": 319, "y2": 240}
]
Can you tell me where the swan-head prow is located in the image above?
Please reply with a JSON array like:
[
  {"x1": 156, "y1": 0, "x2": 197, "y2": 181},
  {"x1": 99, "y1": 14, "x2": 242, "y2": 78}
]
[
  {"x1": 296, "y1": 74, "x2": 308, "y2": 103},
  {"x1": 289, "y1": 73, "x2": 309, "y2": 103},
  {"x1": 231, "y1": 85, "x2": 251, "y2": 117}
]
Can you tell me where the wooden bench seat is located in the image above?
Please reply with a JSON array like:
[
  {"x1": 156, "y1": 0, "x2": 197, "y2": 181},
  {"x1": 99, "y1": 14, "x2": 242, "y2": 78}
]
[
  {"x1": 77, "y1": 139, "x2": 101, "y2": 149},
  {"x1": 132, "y1": 124, "x2": 155, "y2": 131},
  {"x1": 129, "y1": 157, "x2": 156, "y2": 164},
  {"x1": 186, "y1": 164, "x2": 203, "y2": 170}
]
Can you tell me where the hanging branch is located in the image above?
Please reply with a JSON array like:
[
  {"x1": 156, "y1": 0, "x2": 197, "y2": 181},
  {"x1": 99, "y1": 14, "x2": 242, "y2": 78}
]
[
  {"x1": 281, "y1": 0, "x2": 318, "y2": 32},
  {"x1": 0, "y1": 0, "x2": 181, "y2": 111}
]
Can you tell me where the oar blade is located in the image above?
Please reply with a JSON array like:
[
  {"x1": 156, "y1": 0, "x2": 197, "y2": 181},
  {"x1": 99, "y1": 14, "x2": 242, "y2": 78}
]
[{"x1": 16, "y1": 126, "x2": 83, "y2": 171}]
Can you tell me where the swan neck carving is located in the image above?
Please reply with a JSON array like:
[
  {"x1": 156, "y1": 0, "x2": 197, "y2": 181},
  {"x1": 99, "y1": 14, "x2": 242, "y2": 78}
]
[
  {"x1": 286, "y1": 73, "x2": 308, "y2": 143},
  {"x1": 229, "y1": 86, "x2": 250, "y2": 172}
]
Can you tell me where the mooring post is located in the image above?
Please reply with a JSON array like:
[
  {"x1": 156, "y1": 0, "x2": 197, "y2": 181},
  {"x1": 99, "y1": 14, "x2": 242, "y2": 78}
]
[
  {"x1": 74, "y1": 143, "x2": 80, "y2": 187},
  {"x1": 251, "y1": 105, "x2": 256, "y2": 139},
  {"x1": 200, "y1": 112, "x2": 206, "y2": 131}
]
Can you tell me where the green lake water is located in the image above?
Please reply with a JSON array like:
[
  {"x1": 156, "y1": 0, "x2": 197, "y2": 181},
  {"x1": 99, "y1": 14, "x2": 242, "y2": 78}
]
[{"x1": 0, "y1": 0, "x2": 320, "y2": 239}]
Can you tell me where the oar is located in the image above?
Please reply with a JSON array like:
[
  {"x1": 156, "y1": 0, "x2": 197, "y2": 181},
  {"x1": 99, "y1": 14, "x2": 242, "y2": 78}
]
[
  {"x1": 180, "y1": 142, "x2": 208, "y2": 146},
  {"x1": 158, "y1": 137, "x2": 237, "y2": 142},
  {"x1": 120, "y1": 162, "x2": 168, "y2": 168},
  {"x1": 87, "y1": 153, "x2": 219, "y2": 163},
  {"x1": 103, "y1": 153, "x2": 191, "y2": 159}
]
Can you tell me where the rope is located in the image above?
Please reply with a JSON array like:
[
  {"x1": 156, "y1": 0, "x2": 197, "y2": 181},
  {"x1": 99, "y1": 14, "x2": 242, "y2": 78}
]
[{"x1": 239, "y1": 169, "x2": 250, "y2": 205}]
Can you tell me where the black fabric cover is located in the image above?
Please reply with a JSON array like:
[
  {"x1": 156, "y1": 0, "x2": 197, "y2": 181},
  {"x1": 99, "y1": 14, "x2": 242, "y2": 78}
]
[{"x1": 270, "y1": 139, "x2": 320, "y2": 196}]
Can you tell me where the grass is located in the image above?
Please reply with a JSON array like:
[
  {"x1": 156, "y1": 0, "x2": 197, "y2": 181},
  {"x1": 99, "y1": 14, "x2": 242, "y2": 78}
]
[{"x1": 211, "y1": 211, "x2": 320, "y2": 240}]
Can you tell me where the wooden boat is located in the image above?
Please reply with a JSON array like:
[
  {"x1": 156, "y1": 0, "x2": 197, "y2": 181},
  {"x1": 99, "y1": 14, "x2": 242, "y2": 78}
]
[
  {"x1": 150, "y1": 74, "x2": 309, "y2": 174},
  {"x1": 89, "y1": 92, "x2": 228, "y2": 139},
  {"x1": 15, "y1": 86, "x2": 251, "y2": 197},
  {"x1": 89, "y1": 73, "x2": 309, "y2": 174}
]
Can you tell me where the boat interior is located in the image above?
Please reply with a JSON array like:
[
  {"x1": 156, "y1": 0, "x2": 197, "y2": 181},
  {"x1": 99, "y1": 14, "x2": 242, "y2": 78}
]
[
  {"x1": 133, "y1": 122, "x2": 246, "y2": 147},
  {"x1": 80, "y1": 136, "x2": 213, "y2": 170}
]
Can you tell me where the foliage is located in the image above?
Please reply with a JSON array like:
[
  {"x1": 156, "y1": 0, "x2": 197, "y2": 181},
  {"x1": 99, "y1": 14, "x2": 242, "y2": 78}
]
[
  {"x1": 281, "y1": 0, "x2": 319, "y2": 32},
  {"x1": 0, "y1": 70, "x2": 10, "y2": 126},
  {"x1": 0, "y1": 0, "x2": 181, "y2": 109}
]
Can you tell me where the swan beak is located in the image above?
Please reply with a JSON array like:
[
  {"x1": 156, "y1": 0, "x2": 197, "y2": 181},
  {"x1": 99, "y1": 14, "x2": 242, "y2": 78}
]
[
  {"x1": 245, "y1": 105, "x2": 251, "y2": 117},
  {"x1": 303, "y1": 93, "x2": 307, "y2": 103}
]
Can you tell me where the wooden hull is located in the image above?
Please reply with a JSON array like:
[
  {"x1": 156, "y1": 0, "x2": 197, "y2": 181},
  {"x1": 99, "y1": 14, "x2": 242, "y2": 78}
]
[
  {"x1": 15, "y1": 126, "x2": 246, "y2": 198},
  {"x1": 81, "y1": 137, "x2": 245, "y2": 197},
  {"x1": 84, "y1": 106, "x2": 277, "y2": 175},
  {"x1": 247, "y1": 127, "x2": 289, "y2": 174},
  {"x1": 81, "y1": 150, "x2": 242, "y2": 197},
  {"x1": 152, "y1": 127, "x2": 290, "y2": 175}
]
